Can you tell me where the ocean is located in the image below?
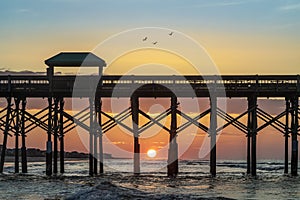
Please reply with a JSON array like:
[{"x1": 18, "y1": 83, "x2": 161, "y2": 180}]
[{"x1": 0, "y1": 159, "x2": 299, "y2": 199}]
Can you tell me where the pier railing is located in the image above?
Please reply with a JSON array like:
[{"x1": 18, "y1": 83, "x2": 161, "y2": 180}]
[{"x1": 0, "y1": 75, "x2": 299, "y2": 97}]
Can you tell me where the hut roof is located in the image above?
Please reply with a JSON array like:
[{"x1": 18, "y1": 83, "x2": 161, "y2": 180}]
[{"x1": 45, "y1": 52, "x2": 106, "y2": 67}]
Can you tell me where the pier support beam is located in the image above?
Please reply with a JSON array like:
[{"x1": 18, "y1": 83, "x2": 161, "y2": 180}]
[
  {"x1": 93, "y1": 99, "x2": 98, "y2": 175},
  {"x1": 248, "y1": 96, "x2": 257, "y2": 177},
  {"x1": 89, "y1": 98, "x2": 94, "y2": 176},
  {"x1": 247, "y1": 109, "x2": 251, "y2": 175},
  {"x1": 210, "y1": 95, "x2": 217, "y2": 177},
  {"x1": 167, "y1": 95, "x2": 178, "y2": 177},
  {"x1": 46, "y1": 97, "x2": 52, "y2": 176},
  {"x1": 98, "y1": 99, "x2": 104, "y2": 174},
  {"x1": 0, "y1": 97, "x2": 12, "y2": 173},
  {"x1": 21, "y1": 98, "x2": 27, "y2": 173},
  {"x1": 14, "y1": 98, "x2": 20, "y2": 173},
  {"x1": 53, "y1": 98, "x2": 59, "y2": 174},
  {"x1": 131, "y1": 95, "x2": 140, "y2": 175},
  {"x1": 284, "y1": 98, "x2": 290, "y2": 174},
  {"x1": 291, "y1": 96, "x2": 298, "y2": 176},
  {"x1": 59, "y1": 98, "x2": 64, "y2": 174}
]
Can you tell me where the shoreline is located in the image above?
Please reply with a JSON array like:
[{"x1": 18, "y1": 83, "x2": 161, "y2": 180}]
[
  {"x1": 3, "y1": 156, "x2": 87, "y2": 163},
  {"x1": 3, "y1": 157, "x2": 295, "y2": 163}
]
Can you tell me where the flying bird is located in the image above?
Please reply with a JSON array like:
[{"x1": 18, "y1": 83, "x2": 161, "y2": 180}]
[
  {"x1": 169, "y1": 32, "x2": 174, "y2": 36},
  {"x1": 152, "y1": 41, "x2": 158, "y2": 45},
  {"x1": 142, "y1": 37, "x2": 147, "y2": 41}
]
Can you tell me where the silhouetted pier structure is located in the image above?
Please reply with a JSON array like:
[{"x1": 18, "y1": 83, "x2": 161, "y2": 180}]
[{"x1": 0, "y1": 52, "x2": 299, "y2": 177}]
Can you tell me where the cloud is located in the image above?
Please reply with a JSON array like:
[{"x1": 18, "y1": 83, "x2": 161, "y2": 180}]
[
  {"x1": 0, "y1": 69, "x2": 45, "y2": 75},
  {"x1": 0, "y1": 69, "x2": 62, "y2": 75},
  {"x1": 225, "y1": 98, "x2": 286, "y2": 115},
  {"x1": 280, "y1": 3, "x2": 300, "y2": 11},
  {"x1": 266, "y1": 23, "x2": 299, "y2": 31},
  {"x1": 15, "y1": 8, "x2": 31, "y2": 14},
  {"x1": 220, "y1": 131, "x2": 244, "y2": 136},
  {"x1": 192, "y1": 0, "x2": 251, "y2": 8}
]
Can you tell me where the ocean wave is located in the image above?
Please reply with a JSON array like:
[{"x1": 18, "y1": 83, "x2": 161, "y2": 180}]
[
  {"x1": 182, "y1": 160, "x2": 284, "y2": 172},
  {"x1": 65, "y1": 181, "x2": 235, "y2": 200},
  {"x1": 1, "y1": 172, "x2": 300, "y2": 200}
]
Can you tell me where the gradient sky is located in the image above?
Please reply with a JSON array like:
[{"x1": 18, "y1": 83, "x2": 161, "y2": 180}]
[
  {"x1": 1, "y1": 0, "x2": 300, "y2": 73},
  {"x1": 0, "y1": 0, "x2": 300, "y2": 160}
]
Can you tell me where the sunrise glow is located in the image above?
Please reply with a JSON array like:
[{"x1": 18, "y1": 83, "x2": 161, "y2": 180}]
[{"x1": 147, "y1": 149, "x2": 157, "y2": 158}]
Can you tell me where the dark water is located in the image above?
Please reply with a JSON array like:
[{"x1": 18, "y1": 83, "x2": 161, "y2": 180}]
[{"x1": 0, "y1": 159, "x2": 299, "y2": 199}]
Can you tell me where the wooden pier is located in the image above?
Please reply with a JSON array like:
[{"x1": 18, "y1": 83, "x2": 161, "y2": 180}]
[{"x1": 0, "y1": 52, "x2": 299, "y2": 177}]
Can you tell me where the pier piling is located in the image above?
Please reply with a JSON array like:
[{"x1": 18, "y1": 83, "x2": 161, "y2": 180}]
[
  {"x1": 93, "y1": 100, "x2": 98, "y2": 175},
  {"x1": 131, "y1": 95, "x2": 140, "y2": 175},
  {"x1": 291, "y1": 97, "x2": 298, "y2": 176},
  {"x1": 284, "y1": 98, "x2": 290, "y2": 174},
  {"x1": 98, "y1": 99, "x2": 104, "y2": 174},
  {"x1": 14, "y1": 98, "x2": 20, "y2": 173},
  {"x1": 53, "y1": 98, "x2": 59, "y2": 174},
  {"x1": 59, "y1": 98, "x2": 64, "y2": 174},
  {"x1": 247, "y1": 109, "x2": 251, "y2": 175},
  {"x1": 210, "y1": 95, "x2": 217, "y2": 177},
  {"x1": 0, "y1": 98, "x2": 12, "y2": 173},
  {"x1": 46, "y1": 97, "x2": 53, "y2": 176},
  {"x1": 167, "y1": 95, "x2": 178, "y2": 177},
  {"x1": 21, "y1": 98, "x2": 27, "y2": 173},
  {"x1": 248, "y1": 96, "x2": 257, "y2": 177},
  {"x1": 89, "y1": 98, "x2": 94, "y2": 176}
]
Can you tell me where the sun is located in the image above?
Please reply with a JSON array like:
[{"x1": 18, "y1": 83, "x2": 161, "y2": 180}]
[{"x1": 147, "y1": 149, "x2": 157, "y2": 158}]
